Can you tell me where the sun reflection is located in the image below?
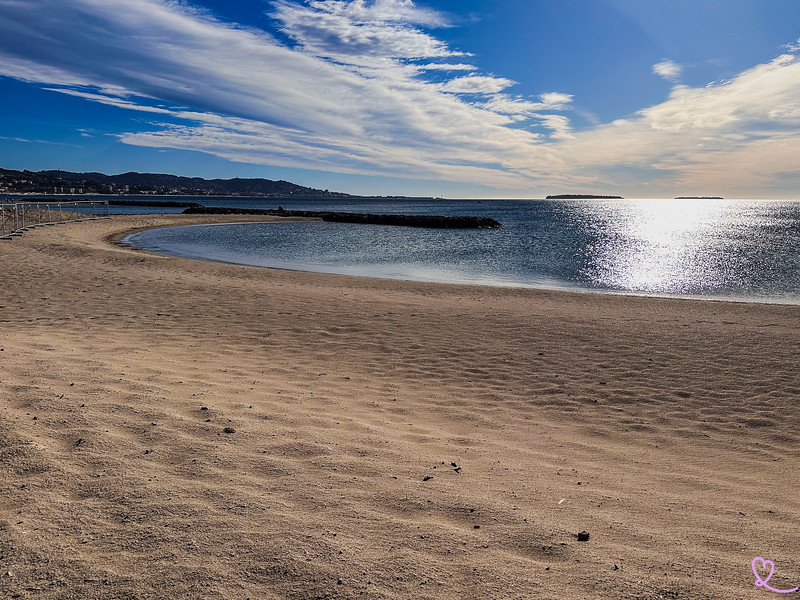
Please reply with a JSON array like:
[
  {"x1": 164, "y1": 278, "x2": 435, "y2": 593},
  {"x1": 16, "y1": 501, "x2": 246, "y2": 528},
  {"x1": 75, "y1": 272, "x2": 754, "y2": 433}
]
[{"x1": 581, "y1": 199, "x2": 740, "y2": 294}]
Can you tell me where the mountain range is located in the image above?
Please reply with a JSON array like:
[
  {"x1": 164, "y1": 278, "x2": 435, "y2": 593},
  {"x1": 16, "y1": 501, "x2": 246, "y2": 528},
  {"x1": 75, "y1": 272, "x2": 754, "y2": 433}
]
[{"x1": 0, "y1": 167, "x2": 359, "y2": 198}]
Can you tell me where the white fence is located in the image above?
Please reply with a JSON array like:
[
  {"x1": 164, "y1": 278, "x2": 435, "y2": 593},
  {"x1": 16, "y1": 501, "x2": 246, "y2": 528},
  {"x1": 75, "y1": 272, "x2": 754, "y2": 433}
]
[{"x1": 0, "y1": 201, "x2": 109, "y2": 239}]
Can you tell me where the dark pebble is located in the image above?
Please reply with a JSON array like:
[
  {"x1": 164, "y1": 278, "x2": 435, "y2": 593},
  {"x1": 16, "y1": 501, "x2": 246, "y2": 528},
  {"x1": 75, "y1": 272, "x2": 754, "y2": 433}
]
[
  {"x1": 223, "y1": 427, "x2": 236, "y2": 434},
  {"x1": 577, "y1": 531, "x2": 590, "y2": 542}
]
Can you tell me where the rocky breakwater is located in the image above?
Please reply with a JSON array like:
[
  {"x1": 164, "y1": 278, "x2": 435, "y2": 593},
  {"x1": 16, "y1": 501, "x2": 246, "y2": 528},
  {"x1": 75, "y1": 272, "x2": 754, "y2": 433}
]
[{"x1": 182, "y1": 206, "x2": 502, "y2": 229}]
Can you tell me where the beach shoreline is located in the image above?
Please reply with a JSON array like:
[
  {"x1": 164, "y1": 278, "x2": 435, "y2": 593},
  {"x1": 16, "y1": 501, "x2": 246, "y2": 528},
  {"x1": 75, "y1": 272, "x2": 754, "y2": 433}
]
[
  {"x1": 117, "y1": 211, "x2": 800, "y2": 307},
  {"x1": 1, "y1": 214, "x2": 798, "y2": 599}
]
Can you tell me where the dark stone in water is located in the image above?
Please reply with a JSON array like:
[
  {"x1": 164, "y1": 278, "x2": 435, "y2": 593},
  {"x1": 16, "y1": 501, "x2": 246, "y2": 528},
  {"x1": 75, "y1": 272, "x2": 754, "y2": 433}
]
[
  {"x1": 108, "y1": 200, "x2": 204, "y2": 208},
  {"x1": 182, "y1": 206, "x2": 502, "y2": 229}
]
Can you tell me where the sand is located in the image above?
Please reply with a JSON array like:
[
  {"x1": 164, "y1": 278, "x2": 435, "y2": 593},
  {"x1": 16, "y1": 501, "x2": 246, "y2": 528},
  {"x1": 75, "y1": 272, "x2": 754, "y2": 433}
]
[{"x1": 1, "y1": 214, "x2": 798, "y2": 599}]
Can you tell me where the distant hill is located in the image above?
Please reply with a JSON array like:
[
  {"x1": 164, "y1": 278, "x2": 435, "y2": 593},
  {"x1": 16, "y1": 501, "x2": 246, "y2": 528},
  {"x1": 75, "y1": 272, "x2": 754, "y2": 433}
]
[{"x1": 0, "y1": 167, "x2": 357, "y2": 198}]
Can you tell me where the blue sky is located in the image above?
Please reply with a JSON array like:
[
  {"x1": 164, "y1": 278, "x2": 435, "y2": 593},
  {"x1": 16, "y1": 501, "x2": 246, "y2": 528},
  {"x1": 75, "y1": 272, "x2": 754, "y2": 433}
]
[{"x1": 1, "y1": 0, "x2": 799, "y2": 198}]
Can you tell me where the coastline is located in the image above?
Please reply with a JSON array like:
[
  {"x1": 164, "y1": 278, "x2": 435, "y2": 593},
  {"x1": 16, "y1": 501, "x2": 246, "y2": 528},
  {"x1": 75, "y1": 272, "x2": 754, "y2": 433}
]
[
  {"x1": 1, "y1": 214, "x2": 798, "y2": 599},
  {"x1": 122, "y1": 218, "x2": 800, "y2": 307}
]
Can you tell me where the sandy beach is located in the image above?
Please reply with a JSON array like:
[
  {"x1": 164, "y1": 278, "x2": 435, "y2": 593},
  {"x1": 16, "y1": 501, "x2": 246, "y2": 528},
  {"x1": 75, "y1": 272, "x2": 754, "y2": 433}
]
[{"x1": 1, "y1": 214, "x2": 798, "y2": 599}]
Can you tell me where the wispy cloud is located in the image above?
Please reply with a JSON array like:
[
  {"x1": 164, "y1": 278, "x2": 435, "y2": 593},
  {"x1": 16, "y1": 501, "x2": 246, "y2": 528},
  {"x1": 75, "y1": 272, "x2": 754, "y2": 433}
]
[
  {"x1": 0, "y1": 0, "x2": 572, "y2": 188},
  {"x1": 0, "y1": 135, "x2": 80, "y2": 146},
  {"x1": 652, "y1": 59, "x2": 682, "y2": 83},
  {"x1": 539, "y1": 115, "x2": 573, "y2": 140},
  {"x1": 484, "y1": 92, "x2": 573, "y2": 116},
  {"x1": 441, "y1": 75, "x2": 516, "y2": 95},
  {"x1": 271, "y1": 0, "x2": 461, "y2": 69},
  {"x1": 548, "y1": 52, "x2": 800, "y2": 195},
  {"x1": 416, "y1": 63, "x2": 477, "y2": 72},
  {"x1": 0, "y1": 0, "x2": 799, "y2": 196},
  {"x1": 43, "y1": 88, "x2": 175, "y2": 114}
]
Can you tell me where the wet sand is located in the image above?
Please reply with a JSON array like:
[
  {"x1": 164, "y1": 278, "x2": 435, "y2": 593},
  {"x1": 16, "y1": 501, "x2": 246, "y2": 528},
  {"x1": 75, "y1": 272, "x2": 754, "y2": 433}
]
[{"x1": 1, "y1": 214, "x2": 798, "y2": 599}]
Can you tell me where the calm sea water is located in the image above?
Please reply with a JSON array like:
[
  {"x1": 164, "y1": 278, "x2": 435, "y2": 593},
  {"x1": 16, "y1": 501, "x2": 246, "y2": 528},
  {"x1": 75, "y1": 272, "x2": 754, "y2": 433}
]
[{"x1": 122, "y1": 198, "x2": 800, "y2": 304}]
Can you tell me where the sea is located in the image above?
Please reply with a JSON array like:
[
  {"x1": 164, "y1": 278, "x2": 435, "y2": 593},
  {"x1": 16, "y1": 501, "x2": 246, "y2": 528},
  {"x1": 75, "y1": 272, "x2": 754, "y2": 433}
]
[{"x1": 7, "y1": 194, "x2": 798, "y2": 304}]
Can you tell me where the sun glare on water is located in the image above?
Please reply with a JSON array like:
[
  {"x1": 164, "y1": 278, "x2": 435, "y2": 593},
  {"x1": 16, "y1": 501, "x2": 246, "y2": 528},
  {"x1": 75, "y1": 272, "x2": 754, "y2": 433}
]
[{"x1": 581, "y1": 198, "x2": 746, "y2": 295}]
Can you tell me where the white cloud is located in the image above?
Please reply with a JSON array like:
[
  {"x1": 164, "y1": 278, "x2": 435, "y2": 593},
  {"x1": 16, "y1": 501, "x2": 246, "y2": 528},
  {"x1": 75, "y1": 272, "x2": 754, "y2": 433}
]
[
  {"x1": 546, "y1": 52, "x2": 800, "y2": 195},
  {"x1": 0, "y1": 135, "x2": 78, "y2": 146},
  {"x1": 441, "y1": 75, "x2": 516, "y2": 95},
  {"x1": 44, "y1": 88, "x2": 175, "y2": 114},
  {"x1": 538, "y1": 92, "x2": 574, "y2": 109},
  {"x1": 652, "y1": 59, "x2": 682, "y2": 82},
  {"x1": 416, "y1": 63, "x2": 477, "y2": 71},
  {"x1": 538, "y1": 115, "x2": 573, "y2": 139},
  {"x1": 0, "y1": 0, "x2": 799, "y2": 196},
  {"x1": 485, "y1": 92, "x2": 573, "y2": 116},
  {"x1": 0, "y1": 0, "x2": 574, "y2": 188},
  {"x1": 271, "y1": 0, "x2": 463, "y2": 69},
  {"x1": 296, "y1": 0, "x2": 452, "y2": 28}
]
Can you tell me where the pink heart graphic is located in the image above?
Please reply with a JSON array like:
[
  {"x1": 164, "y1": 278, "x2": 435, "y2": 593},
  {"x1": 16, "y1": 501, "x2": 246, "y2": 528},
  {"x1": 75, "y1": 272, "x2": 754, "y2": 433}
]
[
  {"x1": 754, "y1": 558, "x2": 776, "y2": 586},
  {"x1": 753, "y1": 557, "x2": 800, "y2": 594}
]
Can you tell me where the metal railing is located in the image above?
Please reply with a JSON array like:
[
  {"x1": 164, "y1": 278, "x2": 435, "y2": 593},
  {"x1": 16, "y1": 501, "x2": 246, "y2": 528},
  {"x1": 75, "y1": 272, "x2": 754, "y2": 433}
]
[{"x1": 0, "y1": 200, "x2": 109, "y2": 239}]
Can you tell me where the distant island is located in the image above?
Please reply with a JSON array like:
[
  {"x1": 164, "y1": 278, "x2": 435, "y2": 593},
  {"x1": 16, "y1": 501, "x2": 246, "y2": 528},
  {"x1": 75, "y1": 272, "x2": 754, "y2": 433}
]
[
  {"x1": 0, "y1": 167, "x2": 431, "y2": 200},
  {"x1": 674, "y1": 196, "x2": 724, "y2": 199},
  {"x1": 546, "y1": 194, "x2": 623, "y2": 199}
]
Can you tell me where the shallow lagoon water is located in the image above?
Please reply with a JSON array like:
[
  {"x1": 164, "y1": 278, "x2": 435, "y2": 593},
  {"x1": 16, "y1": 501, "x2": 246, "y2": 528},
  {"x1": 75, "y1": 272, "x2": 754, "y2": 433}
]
[{"x1": 124, "y1": 198, "x2": 800, "y2": 304}]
